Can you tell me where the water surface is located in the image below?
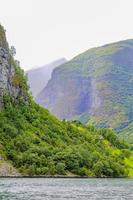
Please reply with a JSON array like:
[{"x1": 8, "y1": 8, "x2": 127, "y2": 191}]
[{"x1": 0, "y1": 178, "x2": 132, "y2": 200}]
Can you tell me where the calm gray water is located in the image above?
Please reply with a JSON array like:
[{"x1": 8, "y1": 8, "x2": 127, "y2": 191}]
[{"x1": 0, "y1": 178, "x2": 132, "y2": 200}]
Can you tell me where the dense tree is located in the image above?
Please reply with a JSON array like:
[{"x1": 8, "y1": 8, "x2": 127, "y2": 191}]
[{"x1": 0, "y1": 96, "x2": 132, "y2": 177}]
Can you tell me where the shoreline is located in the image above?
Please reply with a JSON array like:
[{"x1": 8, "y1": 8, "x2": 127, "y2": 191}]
[{"x1": 0, "y1": 175, "x2": 130, "y2": 178}]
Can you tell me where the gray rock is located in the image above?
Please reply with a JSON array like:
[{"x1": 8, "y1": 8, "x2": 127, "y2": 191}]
[{"x1": 0, "y1": 25, "x2": 25, "y2": 106}]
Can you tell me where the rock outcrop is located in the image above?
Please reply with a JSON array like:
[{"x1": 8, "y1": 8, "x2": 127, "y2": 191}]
[
  {"x1": 0, "y1": 160, "x2": 20, "y2": 176},
  {"x1": 0, "y1": 25, "x2": 27, "y2": 106}
]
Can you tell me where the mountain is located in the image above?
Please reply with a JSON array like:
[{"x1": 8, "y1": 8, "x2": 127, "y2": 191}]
[
  {"x1": 0, "y1": 24, "x2": 132, "y2": 177},
  {"x1": 36, "y1": 39, "x2": 133, "y2": 134},
  {"x1": 27, "y1": 58, "x2": 66, "y2": 98}
]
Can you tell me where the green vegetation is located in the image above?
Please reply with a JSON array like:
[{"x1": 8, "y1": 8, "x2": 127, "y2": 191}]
[
  {"x1": 119, "y1": 122, "x2": 133, "y2": 149},
  {"x1": 0, "y1": 25, "x2": 8, "y2": 49},
  {"x1": 0, "y1": 94, "x2": 132, "y2": 177},
  {"x1": 0, "y1": 24, "x2": 133, "y2": 177},
  {"x1": 12, "y1": 64, "x2": 29, "y2": 94},
  {"x1": 9, "y1": 47, "x2": 29, "y2": 96},
  {"x1": 39, "y1": 39, "x2": 133, "y2": 139}
]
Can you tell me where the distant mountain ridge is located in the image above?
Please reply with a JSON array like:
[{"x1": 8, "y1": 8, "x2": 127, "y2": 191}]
[
  {"x1": 36, "y1": 39, "x2": 133, "y2": 135},
  {"x1": 27, "y1": 58, "x2": 66, "y2": 98}
]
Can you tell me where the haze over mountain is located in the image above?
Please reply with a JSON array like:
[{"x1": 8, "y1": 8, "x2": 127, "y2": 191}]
[
  {"x1": 36, "y1": 39, "x2": 133, "y2": 137},
  {"x1": 27, "y1": 58, "x2": 66, "y2": 98}
]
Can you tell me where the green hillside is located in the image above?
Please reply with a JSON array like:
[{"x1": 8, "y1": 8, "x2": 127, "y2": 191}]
[
  {"x1": 0, "y1": 24, "x2": 133, "y2": 177},
  {"x1": 119, "y1": 122, "x2": 133, "y2": 147},
  {"x1": 1, "y1": 96, "x2": 133, "y2": 177},
  {"x1": 37, "y1": 40, "x2": 133, "y2": 143}
]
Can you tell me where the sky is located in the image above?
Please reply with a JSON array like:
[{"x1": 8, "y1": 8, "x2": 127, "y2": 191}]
[{"x1": 0, "y1": 0, "x2": 133, "y2": 70}]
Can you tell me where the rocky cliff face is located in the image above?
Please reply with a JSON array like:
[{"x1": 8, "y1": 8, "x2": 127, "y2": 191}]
[
  {"x1": 0, "y1": 25, "x2": 26, "y2": 106},
  {"x1": 37, "y1": 39, "x2": 133, "y2": 131}
]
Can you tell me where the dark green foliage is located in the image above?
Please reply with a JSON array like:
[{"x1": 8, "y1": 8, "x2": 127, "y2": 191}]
[
  {"x1": 119, "y1": 122, "x2": 133, "y2": 148},
  {"x1": 12, "y1": 62, "x2": 29, "y2": 95},
  {"x1": 0, "y1": 96, "x2": 132, "y2": 177},
  {"x1": 0, "y1": 24, "x2": 132, "y2": 177}
]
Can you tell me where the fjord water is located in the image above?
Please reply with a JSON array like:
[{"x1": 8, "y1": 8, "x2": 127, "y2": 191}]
[{"x1": 0, "y1": 178, "x2": 132, "y2": 200}]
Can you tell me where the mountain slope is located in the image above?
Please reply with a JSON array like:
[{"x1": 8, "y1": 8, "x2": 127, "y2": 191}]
[
  {"x1": 119, "y1": 122, "x2": 133, "y2": 147},
  {"x1": 3, "y1": 96, "x2": 133, "y2": 177},
  {"x1": 0, "y1": 24, "x2": 132, "y2": 177},
  {"x1": 27, "y1": 58, "x2": 66, "y2": 98},
  {"x1": 36, "y1": 39, "x2": 133, "y2": 133}
]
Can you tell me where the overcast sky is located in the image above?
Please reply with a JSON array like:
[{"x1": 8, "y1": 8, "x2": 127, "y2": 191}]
[{"x1": 0, "y1": 0, "x2": 133, "y2": 70}]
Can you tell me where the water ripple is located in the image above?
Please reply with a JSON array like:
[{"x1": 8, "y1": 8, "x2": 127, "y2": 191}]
[{"x1": 0, "y1": 178, "x2": 132, "y2": 200}]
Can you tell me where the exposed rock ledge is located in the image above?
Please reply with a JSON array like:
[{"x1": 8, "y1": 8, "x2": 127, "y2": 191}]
[{"x1": 0, "y1": 160, "x2": 20, "y2": 176}]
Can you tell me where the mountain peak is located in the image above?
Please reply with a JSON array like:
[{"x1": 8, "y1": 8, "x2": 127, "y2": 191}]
[{"x1": 27, "y1": 58, "x2": 67, "y2": 98}]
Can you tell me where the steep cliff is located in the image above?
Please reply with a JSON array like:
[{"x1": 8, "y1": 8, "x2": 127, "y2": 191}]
[
  {"x1": 0, "y1": 25, "x2": 28, "y2": 107},
  {"x1": 0, "y1": 25, "x2": 29, "y2": 175},
  {"x1": 36, "y1": 39, "x2": 133, "y2": 132}
]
